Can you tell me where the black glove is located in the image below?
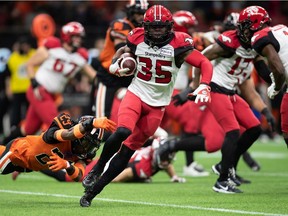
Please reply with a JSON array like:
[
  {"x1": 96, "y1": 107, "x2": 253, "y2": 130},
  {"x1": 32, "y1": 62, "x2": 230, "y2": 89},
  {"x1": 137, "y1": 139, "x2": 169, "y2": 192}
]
[
  {"x1": 172, "y1": 87, "x2": 193, "y2": 106},
  {"x1": 261, "y1": 107, "x2": 276, "y2": 132},
  {"x1": 30, "y1": 78, "x2": 39, "y2": 89}
]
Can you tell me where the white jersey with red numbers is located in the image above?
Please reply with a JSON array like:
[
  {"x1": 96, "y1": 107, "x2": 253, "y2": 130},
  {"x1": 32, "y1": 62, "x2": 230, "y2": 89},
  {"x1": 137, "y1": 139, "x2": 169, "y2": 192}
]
[
  {"x1": 35, "y1": 37, "x2": 88, "y2": 93},
  {"x1": 252, "y1": 24, "x2": 288, "y2": 88},
  {"x1": 126, "y1": 28, "x2": 194, "y2": 106},
  {"x1": 211, "y1": 30, "x2": 257, "y2": 90}
]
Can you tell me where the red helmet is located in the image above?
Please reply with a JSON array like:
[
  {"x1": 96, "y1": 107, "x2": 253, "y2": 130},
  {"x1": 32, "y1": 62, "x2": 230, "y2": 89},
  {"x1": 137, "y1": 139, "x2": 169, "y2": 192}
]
[
  {"x1": 237, "y1": 6, "x2": 271, "y2": 43},
  {"x1": 173, "y1": 10, "x2": 198, "y2": 33},
  {"x1": 143, "y1": 5, "x2": 173, "y2": 46},
  {"x1": 60, "y1": 22, "x2": 85, "y2": 44}
]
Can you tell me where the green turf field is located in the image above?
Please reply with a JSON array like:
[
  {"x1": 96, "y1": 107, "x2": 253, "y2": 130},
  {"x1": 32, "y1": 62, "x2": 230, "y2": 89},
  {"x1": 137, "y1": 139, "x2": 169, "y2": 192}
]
[{"x1": 1, "y1": 139, "x2": 288, "y2": 216}]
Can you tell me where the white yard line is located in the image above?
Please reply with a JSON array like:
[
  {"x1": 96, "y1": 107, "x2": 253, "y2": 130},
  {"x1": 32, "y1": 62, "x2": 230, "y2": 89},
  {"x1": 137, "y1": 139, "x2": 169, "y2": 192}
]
[{"x1": 0, "y1": 189, "x2": 287, "y2": 216}]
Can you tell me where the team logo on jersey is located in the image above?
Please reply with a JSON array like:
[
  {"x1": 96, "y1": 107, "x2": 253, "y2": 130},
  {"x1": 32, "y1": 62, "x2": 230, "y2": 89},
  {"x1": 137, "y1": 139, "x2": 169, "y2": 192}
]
[
  {"x1": 221, "y1": 35, "x2": 232, "y2": 43},
  {"x1": 185, "y1": 38, "x2": 193, "y2": 44},
  {"x1": 251, "y1": 34, "x2": 259, "y2": 43},
  {"x1": 160, "y1": 48, "x2": 173, "y2": 56},
  {"x1": 129, "y1": 30, "x2": 134, "y2": 36}
]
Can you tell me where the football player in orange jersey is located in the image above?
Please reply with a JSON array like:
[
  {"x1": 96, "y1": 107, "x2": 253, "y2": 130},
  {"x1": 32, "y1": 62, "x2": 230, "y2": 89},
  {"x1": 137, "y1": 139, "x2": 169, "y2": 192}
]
[
  {"x1": 90, "y1": 0, "x2": 149, "y2": 137},
  {"x1": 0, "y1": 113, "x2": 116, "y2": 182}
]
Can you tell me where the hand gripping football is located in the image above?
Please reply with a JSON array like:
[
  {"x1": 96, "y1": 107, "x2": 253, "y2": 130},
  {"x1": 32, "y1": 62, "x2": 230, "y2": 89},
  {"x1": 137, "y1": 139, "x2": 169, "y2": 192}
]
[{"x1": 119, "y1": 53, "x2": 137, "y2": 75}]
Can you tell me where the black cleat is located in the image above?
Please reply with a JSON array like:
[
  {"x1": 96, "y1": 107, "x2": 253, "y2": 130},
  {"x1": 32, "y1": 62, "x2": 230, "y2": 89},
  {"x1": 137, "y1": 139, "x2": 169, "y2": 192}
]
[
  {"x1": 242, "y1": 152, "x2": 261, "y2": 171},
  {"x1": 236, "y1": 174, "x2": 251, "y2": 184},
  {"x1": 212, "y1": 164, "x2": 241, "y2": 186},
  {"x1": 211, "y1": 163, "x2": 221, "y2": 175},
  {"x1": 82, "y1": 170, "x2": 100, "y2": 190},
  {"x1": 213, "y1": 180, "x2": 243, "y2": 194},
  {"x1": 80, "y1": 189, "x2": 97, "y2": 207},
  {"x1": 228, "y1": 167, "x2": 241, "y2": 186}
]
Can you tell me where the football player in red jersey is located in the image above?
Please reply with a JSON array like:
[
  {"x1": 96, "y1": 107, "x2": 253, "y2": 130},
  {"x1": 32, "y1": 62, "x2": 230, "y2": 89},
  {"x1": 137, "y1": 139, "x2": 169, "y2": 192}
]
[
  {"x1": 192, "y1": 6, "x2": 274, "y2": 193},
  {"x1": 0, "y1": 113, "x2": 116, "y2": 182},
  {"x1": 90, "y1": 0, "x2": 149, "y2": 129},
  {"x1": 80, "y1": 5, "x2": 213, "y2": 207},
  {"x1": 240, "y1": 6, "x2": 288, "y2": 148},
  {"x1": 170, "y1": 11, "x2": 261, "y2": 177},
  {"x1": 32, "y1": 137, "x2": 185, "y2": 183},
  {"x1": 3, "y1": 22, "x2": 97, "y2": 144}
]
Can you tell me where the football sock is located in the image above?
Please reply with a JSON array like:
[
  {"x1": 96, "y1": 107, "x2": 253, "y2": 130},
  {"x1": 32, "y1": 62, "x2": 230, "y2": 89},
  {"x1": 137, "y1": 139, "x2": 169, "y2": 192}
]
[
  {"x1": 234, "y1": 126, "x2": 261, "y2": 168},
  {"x1": 91, "y1": 127, "x2": 131, "y2": 175},
  {"x1": 91, "y1": 145, "x2": 134, "y2": 195},
  {"x1": 219, "y1": 130, "x2": 240, "y2": 181}
]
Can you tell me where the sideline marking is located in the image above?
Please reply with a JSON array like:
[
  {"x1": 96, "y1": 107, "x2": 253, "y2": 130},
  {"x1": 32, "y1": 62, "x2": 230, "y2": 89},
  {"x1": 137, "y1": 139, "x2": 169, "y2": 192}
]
[{"x1": 0, "y1": 189, "x2": 287, "y2": 216}]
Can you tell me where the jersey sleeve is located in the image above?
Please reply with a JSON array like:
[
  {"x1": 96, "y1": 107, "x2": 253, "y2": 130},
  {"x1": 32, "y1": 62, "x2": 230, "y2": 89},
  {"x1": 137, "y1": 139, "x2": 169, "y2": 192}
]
[
  {"x1": 43, "y1": 36, "x2": 62, "y2": 49},
  {"x1": 110, "y1": 19, "x2": 132, "y2": 41},
  {"x1": 42, "y1": 113, "x2": 75, "y2": 144},
  {"x1": 126, "y1": 27, "x2": 143, "y2": 55},
  {"x1": 251, "y1": 27, "x2": 280, "y2": 54},
  {"x1": 172, "y1": 32, "x2": 194, "y2": 56},
  {"x1": 77, "y1": 47, "x2": 89, "y2": 61}
]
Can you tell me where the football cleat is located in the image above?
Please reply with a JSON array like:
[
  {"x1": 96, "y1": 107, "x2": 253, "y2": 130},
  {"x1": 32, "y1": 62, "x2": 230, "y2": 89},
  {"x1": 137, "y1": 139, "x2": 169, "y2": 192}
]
[
  {"x1": 213, "y1": 180, "x2": 243, "y2": 194},
  {"x1": 82, "y1": 170, "x2": 100, "y2": 190},
  {"x1": 80, "y1": 190, "x2": 95, "y2": 207},
  {"x1": 236, "y1": 174, "x2": 251, "y2": 184},
  {"x1": 183, "y1": 162, "x2": 209, "y2": 177},
  {"x1": 212, "y1": 164, "x2": 241, "y2": 186},
  {"x1": 242, "y1": 151, "x2": 261, "y2": 171}
]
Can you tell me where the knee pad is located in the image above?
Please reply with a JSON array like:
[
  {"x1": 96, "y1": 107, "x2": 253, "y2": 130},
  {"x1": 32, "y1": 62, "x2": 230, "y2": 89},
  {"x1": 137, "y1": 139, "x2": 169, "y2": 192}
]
[{"x1": 115, "y1": 127, "x2": 132, "y2": 141}]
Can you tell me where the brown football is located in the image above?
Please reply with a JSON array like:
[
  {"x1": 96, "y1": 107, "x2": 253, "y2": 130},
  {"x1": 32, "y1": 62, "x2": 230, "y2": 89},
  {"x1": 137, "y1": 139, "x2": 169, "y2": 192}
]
[{"x1": 120, "y1": 53, "x2": 137, "y2": 75}]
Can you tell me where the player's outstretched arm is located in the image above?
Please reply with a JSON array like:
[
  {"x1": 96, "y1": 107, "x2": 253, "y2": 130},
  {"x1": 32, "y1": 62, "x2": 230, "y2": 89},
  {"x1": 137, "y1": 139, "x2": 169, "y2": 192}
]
[{"x1": 54, "y1": 117, "x2": 116, "y2": 141}]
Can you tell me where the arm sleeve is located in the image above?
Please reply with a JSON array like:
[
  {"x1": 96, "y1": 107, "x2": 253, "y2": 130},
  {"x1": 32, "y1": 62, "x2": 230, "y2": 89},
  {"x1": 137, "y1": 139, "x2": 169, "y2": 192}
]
[{"x1": 185, "y1": 50, "x2": 213, "y2": 84}]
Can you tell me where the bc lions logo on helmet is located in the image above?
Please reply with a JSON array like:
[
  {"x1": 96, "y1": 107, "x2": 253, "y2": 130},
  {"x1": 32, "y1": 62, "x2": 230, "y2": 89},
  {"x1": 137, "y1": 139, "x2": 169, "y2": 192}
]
[{"x1": 185, "y1": 38, "x2": 193, "y2": 44}]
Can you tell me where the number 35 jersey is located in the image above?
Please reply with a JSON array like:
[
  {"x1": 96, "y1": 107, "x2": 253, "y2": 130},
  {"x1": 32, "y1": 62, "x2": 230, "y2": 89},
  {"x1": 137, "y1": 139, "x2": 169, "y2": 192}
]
[
  {"x1": 35, "y1": 36, "x2": 88, "y2": 93},
  {"x1": 211, "y1": 30, "x2": 258, "y2": 91},
  {"x1": 127, "y1": 28, "x2": 194, "y2": 107}
]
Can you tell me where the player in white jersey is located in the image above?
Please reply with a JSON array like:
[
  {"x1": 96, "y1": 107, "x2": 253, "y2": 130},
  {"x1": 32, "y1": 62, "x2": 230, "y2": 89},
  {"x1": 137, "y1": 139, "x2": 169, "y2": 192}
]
[
  {"x1": 3, "y1": 22, "x2": 96, "y2": 143},
  {"x1": 238, "y1": 6, "x2": 288, "y2": 148},
  {"x1": 193, "y1": 7, "x2": 274, "y2": 194},
  {"x1": 80, "y1": 5, "x2": 213, "y2": 207}
]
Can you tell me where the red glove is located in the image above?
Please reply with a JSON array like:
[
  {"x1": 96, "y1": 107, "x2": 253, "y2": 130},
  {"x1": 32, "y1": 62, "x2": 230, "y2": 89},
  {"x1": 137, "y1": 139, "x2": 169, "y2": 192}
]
[{"x1": 47, "y1": 153, "x2": 70, "y2": 172}]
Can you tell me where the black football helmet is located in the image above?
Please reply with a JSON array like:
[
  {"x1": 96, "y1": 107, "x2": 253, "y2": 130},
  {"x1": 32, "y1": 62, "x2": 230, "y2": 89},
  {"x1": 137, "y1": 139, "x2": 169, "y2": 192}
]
[
  {"x1": 126, "y1": 0, "x2": 149, "y2": 27},
  {"x1": 153, "y1": 137, "x2": 177, "y2": 169},
  {"x1": 72, "y1": 115, "x2": 104, "y2": 159}
]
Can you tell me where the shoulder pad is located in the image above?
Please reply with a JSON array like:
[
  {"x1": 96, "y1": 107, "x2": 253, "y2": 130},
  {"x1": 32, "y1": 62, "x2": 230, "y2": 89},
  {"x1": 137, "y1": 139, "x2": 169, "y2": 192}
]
[
  {"x1": 77, "y1": 48, "x2": 89, "y2": 61},
  {"x1": 173, "y1": 31, "x2": 194, "y2": 47},
  {"x1": 217, "y1": 30, "x2": 240, "y2": 50},
  {"x1": 44, "y1": 36, "x2": 61, "y2": 49}
]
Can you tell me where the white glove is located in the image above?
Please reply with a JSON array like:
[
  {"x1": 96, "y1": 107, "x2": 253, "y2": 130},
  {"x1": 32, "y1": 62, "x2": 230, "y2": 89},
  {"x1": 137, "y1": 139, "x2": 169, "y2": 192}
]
[
  {"x1": 109, "y1": 58, "x2": 131, "y2": 77},
  {"x1": 189, "y1": 84, "x2": 211, "y2": 103},
  {"x1": 171, "y1": 175, "x2": 186, "y2": 183},
  {"x1": 267, "y1": 83, "x2": 280, "y2": 99}
]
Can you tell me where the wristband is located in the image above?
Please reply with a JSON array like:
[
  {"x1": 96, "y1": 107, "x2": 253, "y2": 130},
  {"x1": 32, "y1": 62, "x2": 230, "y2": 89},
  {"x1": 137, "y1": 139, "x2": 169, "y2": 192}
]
[
  {"x1": 31, "y1": 78, "x2": 39, "y2": 89},
  {"x1": 73, "y1": 124, "x2": 85, "y2": 138}
]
